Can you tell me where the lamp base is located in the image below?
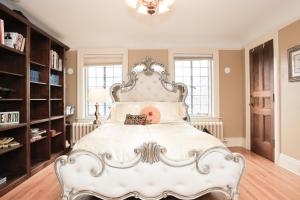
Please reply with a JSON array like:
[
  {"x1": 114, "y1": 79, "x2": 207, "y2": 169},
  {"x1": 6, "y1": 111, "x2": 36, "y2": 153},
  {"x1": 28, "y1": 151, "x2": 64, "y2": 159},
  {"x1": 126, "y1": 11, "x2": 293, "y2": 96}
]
[
  {"x1": 93, "y1": 119, "x2": 101, "y2": 125},
  {"x1": 94, "y1": 103, "x2": 101, "y2": 125}
]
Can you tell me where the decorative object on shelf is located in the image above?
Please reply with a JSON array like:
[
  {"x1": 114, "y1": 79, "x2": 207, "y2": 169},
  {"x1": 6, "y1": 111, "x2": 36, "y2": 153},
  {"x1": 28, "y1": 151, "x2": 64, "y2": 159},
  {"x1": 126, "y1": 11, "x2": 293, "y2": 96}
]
[
  {"x1": 4, "y1": 32, "x2": 25, "y2": 51},
  {"x1": 50, "y1": 50, "x2": 63, "y2": 71},
  {"x1": 0, "y1": 86, "x2": 15, "y2": 98},
  {"x1": 126, "y1": 0, "x2": 175, "y2": 15},
  {"x1": 0, "y1": 19, "x2": 4, "y2": 45},
  {"x1": 49, "y1": 129, "x2": 57, "y2": 137},
  {"x1": 88, "y1": 88, "x2": 109, "y2": 124},
  {"x1": 0, "y1": 137, "x2": 20, "y2": 148},
  {"x1": 288, "y1": 45, "x2": 300, "y2": 82},
  {"x1": 30, "y1": 128, "x2": 47, "y2": 142},
  {"x1": 30, "y1": 70, "x2": 40, "y2": 82},
  {"x1": 0, "y1": 111, "x2": 19, "y2": 125},
  {"x1": 50, "y1": 74, "x2": 60, "y2": 85}
]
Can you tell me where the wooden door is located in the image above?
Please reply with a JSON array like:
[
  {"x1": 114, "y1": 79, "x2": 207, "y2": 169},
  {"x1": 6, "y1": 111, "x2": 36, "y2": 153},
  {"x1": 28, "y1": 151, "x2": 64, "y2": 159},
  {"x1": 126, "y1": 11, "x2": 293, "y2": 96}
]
[{"x1": 249, "y1": 40, "x2": 274, "y2": 161}]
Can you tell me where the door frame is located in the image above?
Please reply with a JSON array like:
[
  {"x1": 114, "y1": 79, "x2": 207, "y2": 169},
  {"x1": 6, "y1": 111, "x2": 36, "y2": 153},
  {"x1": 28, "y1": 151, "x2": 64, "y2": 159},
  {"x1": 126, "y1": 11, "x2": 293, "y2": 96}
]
[{"x1": 244, "y1": 31, "x2": 280, "y2": 164}]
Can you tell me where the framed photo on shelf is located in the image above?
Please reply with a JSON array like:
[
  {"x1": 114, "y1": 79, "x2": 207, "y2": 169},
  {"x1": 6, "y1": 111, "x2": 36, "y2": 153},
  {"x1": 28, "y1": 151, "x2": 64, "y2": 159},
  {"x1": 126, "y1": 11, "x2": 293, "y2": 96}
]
[
  {"x1": 288, "y1": 45, "x2": 300, "y2": 82},
  {"x1": 0, "y1": 111, "x2": 19, "y2": 125}
]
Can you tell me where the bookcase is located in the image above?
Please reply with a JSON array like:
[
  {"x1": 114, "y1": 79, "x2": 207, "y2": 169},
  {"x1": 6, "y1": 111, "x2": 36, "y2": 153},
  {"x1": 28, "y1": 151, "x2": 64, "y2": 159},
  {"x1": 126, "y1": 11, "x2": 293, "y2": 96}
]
[{"x1": 0, "y1": 3, "x2": 69, "y2": 195}]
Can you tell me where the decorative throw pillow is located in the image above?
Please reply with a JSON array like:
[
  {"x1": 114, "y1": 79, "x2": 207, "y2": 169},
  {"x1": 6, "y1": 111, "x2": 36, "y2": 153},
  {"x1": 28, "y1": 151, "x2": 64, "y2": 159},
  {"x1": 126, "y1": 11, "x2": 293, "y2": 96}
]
[
  {"x1": 140, "y1": 106, "x2": 161, "y2": 124},
  {"x1": 124, "y1": 114, "x2": 147, "y2": 125}
]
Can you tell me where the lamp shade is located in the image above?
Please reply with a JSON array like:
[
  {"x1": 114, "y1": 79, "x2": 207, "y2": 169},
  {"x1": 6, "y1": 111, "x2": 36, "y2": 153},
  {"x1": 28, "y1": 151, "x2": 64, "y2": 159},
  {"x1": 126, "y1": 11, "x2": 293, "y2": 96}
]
[{"x1": 88, "y1": 88, "x2": 109, "y2": 103}]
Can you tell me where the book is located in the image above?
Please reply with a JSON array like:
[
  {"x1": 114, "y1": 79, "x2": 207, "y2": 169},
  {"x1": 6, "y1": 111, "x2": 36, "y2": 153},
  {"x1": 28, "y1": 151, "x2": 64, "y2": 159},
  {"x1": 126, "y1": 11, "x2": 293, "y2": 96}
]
[
  {"x1": 0, "y1": 19, "x2": 4, "y2": 45},
  {"x1": 15, "y1": 33, "x2": 23, "y2": 50},
  {"x1": 20, "y1": 38, "x2": 26, "y2": 52}
]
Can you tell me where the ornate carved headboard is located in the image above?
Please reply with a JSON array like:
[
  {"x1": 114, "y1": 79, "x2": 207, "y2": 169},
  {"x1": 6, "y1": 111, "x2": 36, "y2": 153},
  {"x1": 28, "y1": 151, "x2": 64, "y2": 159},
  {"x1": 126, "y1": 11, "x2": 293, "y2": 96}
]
[{"x1": 110, "y1": 57, "x2": 190, "y2": 120}]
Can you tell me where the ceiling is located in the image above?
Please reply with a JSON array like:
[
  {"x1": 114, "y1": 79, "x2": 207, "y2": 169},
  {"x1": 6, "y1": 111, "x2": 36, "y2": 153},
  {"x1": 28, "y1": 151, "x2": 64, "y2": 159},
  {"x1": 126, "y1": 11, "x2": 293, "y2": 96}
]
[{"x1": 2, "y1": 0, "x2": 300, "y2": 49}]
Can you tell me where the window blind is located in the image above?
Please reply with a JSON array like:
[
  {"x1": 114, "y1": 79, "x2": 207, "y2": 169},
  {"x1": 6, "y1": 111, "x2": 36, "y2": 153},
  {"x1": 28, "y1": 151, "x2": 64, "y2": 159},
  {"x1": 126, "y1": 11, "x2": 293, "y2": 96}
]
[{"x1": 83, "y1": 54, "x2": 123, "y2": 66}]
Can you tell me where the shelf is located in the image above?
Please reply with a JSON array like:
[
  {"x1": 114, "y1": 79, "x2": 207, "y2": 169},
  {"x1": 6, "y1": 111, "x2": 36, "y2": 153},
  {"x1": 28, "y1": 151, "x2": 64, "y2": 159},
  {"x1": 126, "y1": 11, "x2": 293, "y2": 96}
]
[
  {"x1": 30, "y1": 159, "x2": 50, "y2": 175},
  {"x1": 0, "y1": 44, "x2": 25, "y2": 55},
  {"x1": 50, "y1": 68, "x2": 63, "y2": 73},
  {"x1": 50, "y1": 84, "x2": 62, "y2": 87},
  {"x1": 0, "y1": 70, "x2": 24, "y2": 77},
  {"x1": 0, "y1": 174, "x2": 28, "y2": 195},
  {"x1": 0, "y1": 123, "x2": 27, "y2": 132},
  {"x1": 51, "y1": 131, "x2": 63, "y2": 138},
  {"x1": 30, "y1": 60, "x2": 47, "y2": 68},
  {"x1": 30, "y1": 99, "x2": 48, "y2": 101},
  {"x1": 30, "y1": 118, "x2": 49, "y2": 125},
  {"x1": 0, "y1": 98, "x2": 24, "y2": 101},
  {"x1": 50, "y1": 116, "x2": 64, "y2": 120},
  {"x1": 30, "y1": 81, "x2": 47, "y2": 85},
  {"x1": 0, "y1": 144, "x2": 23, "y2": 156},
  {"x1": 30, "y1": 135, "x2": 47, "y2": 144},
  {"x1": 50, "y1": 98, "x2": 62, "y2": 101}
]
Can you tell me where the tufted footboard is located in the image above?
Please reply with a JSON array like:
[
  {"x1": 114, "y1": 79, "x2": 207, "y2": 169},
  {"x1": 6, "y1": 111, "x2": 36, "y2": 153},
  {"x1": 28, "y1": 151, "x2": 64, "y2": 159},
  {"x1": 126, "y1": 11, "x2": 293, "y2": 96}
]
[{"x1": 55, "y1": 143, "x2": 245, "y2": 200}]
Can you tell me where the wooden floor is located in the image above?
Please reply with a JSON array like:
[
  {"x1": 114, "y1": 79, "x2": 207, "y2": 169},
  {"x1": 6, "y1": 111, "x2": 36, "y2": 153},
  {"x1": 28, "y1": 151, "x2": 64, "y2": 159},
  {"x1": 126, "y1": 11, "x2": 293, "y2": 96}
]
[{"x1": 1, "y1": 147, "x2": 300, "y2": 200}]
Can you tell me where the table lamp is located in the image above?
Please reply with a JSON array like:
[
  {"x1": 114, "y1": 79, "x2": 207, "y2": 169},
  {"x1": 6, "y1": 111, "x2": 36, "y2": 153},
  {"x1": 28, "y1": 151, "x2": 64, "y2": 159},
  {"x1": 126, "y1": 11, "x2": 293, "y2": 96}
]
[{"x1": 88, "y1": 88, "x2": 109, "y2": 124}]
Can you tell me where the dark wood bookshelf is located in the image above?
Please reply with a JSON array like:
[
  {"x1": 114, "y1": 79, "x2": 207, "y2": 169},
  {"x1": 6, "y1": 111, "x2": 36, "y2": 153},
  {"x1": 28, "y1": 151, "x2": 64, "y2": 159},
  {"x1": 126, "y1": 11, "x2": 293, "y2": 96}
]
[
  {"x1": 30, "y1": 118, "x2": 49, "y2": 125},
  {"x1": 0, "y1": 2, "x2": 69, "y2": 196},
  {"x1": 51, "y1": 131, "x2": 63, "y2": 138},
  {"x1": 30, "y1": 60, "x2": 47, "y2": 68},
  {"x1": 0, "y1": 123, "x2": 27, "y2": 132},
  {"x1": 0, "y1": 70, "x2": 24, "y2": 77},
  {"x1": 30, "y1": 98, "x2": 48, "y2": 101},
  {"x1": 0, "y1": 98, "x2": 24, "y2": 101},
  {"x1": 50, "y1": 98, "x2": 63, "y2": 101},
  {"x1": 50, "y1": 68, "x2": 63, "y2": 72},
  {"x1": 0, "y1": 43, "x2": 25, "y2": 55},
  {"x1": 50, "y1": 115, "x2": 64, "y2": 120},
  {"x1": 0, "y1": 144, "x2": 23, "y2": 156},
  {"x1": 30, "y1": 81, "x2": 48, "y2": 85},
  {"x1": 30, "y1": 135, "x2": 47, "y2": 144}
]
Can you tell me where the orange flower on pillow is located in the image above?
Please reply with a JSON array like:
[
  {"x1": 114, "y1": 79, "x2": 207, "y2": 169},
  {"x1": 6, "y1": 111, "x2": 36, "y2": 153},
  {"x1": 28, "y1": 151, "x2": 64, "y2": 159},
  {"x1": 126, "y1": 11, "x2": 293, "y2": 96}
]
[{"x1": 141, "y1": 106, "x2": 161, "y2": 124}]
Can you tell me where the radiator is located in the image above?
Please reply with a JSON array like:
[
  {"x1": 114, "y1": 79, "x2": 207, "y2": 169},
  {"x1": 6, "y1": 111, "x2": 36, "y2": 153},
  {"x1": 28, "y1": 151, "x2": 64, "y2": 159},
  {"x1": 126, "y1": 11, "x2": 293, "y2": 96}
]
[
  {"x1": 190, "y1": 121, "x2": 224, "y2": 141},
  {"x1": 71, "y1": 123, "x2": 99, "y2": 145}
]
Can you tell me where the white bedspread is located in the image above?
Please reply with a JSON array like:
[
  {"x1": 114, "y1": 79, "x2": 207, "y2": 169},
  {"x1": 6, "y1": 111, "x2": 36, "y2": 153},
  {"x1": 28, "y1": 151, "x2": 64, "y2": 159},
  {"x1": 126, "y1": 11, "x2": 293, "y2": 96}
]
[{"x1": 73, "y1": 122, "x2": 224, "y2": 162}]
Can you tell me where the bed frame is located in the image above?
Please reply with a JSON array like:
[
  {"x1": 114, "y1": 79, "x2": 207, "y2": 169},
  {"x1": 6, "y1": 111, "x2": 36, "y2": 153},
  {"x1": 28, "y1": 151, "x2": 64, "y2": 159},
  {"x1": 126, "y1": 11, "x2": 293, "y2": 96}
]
[{"x1": 55, "y1": 57, "x2": 245, "y2": 200}]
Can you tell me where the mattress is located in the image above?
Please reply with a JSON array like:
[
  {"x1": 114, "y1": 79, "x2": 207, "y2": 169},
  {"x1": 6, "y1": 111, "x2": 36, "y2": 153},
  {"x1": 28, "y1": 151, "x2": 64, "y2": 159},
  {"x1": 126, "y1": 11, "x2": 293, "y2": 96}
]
[{"x1": 73, "y1": 122, "x2": 224, "y2": 162}]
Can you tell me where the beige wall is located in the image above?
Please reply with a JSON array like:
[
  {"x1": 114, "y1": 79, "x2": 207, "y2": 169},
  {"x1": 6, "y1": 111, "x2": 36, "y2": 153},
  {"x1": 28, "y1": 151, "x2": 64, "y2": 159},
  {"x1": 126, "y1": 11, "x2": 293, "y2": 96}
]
[
  {"x1": 278, "y1": 19, "x2": 300, "y2": 160},
  {"x1": 128, "y1": 49, "x2": 169, "y2": 71},
  {"x1": 219, "y1": 50, "x2": 245, "y2": 138},
  {"x1": 65, "y1": 49, "x2": 246, "y2": 140},
  {"x1": 64, "y1": 51, "x2": 77, "y2": 121}
]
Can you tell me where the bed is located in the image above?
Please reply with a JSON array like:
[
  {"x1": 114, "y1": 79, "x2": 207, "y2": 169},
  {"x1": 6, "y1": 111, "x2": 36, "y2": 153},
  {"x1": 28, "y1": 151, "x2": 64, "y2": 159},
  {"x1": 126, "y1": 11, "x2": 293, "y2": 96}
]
[{"x1": 55, "y1": 57, "x2": 245, "y2": 200}]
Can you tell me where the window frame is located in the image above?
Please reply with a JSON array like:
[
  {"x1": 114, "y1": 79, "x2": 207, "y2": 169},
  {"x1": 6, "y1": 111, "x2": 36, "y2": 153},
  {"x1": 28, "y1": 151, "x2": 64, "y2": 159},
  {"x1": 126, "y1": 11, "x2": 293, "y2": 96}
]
[
  {"x1": 174, "y1": 58, "x2": 213, "y2": 117},
  {"x1": 85, "y1": 64, "x2": 122, "y2": 118},
  {"x1": 77, "y1": 49, "x2": 128, "y2": 121},
  {"x1": 169, "y1": 49, "x2": 220, "y2": 121}
]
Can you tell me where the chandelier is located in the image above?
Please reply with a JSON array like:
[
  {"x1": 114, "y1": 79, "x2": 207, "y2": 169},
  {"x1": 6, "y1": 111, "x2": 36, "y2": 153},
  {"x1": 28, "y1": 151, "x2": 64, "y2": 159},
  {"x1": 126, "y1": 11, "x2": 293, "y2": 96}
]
[{"x1": 126, "y1": 0, "x2": 176, "y2": 15}]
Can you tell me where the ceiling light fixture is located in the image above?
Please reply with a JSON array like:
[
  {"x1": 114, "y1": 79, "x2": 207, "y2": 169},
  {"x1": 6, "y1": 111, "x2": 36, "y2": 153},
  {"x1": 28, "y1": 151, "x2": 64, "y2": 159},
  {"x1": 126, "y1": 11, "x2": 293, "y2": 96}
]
[{"x1": 126, "y1": 0, "x2": 175, "y2": 15}]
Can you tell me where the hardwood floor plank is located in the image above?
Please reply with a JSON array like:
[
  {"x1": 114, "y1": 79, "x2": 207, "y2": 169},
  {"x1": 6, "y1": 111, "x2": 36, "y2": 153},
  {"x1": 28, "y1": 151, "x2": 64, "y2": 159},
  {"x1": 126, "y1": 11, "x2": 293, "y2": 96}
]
[{"x1": 1, "y1": 147, "x2": 300, "y2": 200}]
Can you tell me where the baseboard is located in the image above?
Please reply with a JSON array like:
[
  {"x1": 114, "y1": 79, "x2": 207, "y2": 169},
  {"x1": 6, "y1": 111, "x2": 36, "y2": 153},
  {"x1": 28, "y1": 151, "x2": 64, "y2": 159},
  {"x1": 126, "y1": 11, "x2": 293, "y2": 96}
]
[
  {"x1": 223, "y1": 137, "x2": 246, "y2": 147},
  {"x1": 278, "y1": 153, "x2": 300, "y2": 176}
]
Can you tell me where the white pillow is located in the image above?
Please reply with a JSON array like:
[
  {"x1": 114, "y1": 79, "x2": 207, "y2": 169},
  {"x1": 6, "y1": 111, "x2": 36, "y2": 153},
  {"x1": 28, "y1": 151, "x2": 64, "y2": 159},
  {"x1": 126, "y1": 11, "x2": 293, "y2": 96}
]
[{"x1": 108, "y1": 102, "x2": 187, "y2": 123}]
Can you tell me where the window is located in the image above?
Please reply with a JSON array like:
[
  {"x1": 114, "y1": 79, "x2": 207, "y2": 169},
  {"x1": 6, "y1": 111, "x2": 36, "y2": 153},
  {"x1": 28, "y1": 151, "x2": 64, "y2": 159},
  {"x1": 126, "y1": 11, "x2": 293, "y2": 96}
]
[
  {"x1": 86, "y1": 64, "x2": 122, "y2": 117},
  {"x1": 175, "y1": 58, "x2": 212, "y2": 116}
]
